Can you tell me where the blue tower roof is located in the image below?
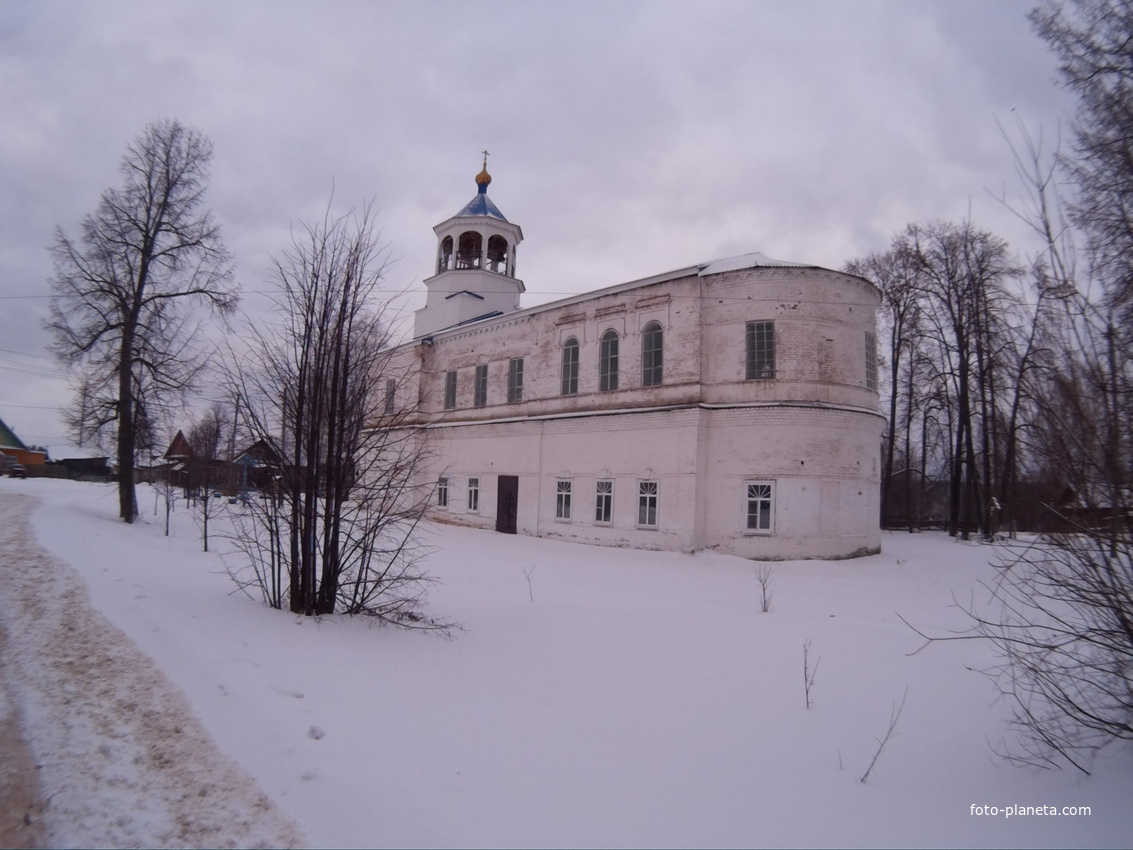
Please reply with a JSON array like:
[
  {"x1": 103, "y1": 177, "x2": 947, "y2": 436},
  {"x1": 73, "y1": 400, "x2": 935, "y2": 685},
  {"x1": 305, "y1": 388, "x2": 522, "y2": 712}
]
[
  {"x1": 454, "y1": 159, "x2": 509, "y2": 221},
  {"x1": 455, "y1": 187, "x2": 508, "y2": 221}
]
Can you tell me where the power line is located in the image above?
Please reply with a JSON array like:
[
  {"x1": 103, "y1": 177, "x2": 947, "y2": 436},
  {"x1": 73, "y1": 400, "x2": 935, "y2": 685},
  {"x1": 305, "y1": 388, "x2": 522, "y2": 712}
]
[
  {"x1": 0, "y1": 346, "x2": 53, "y2": 360},
  {"x1": 0, "y1": 360, "x2": 65, "y2": 379}
]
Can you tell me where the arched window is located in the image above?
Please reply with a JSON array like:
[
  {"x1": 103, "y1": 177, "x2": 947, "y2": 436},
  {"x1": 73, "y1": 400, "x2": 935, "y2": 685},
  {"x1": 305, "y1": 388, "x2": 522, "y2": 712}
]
[
  {"x1": 561, "y1": 337, "x2": 579, "y2": 395},
  {"x1": 437, "y1": 235, "x2": 453, "y2": 273},
  {"x1": 456, "y1": 231, "x2": 482, "y2": 269},
  {"x1": 487, "y1": 235, "x2": 509, "y2": 275},
  {"x1": 599, "y1": 329, "x2": 619, "y2": 391},
  {"x1": 641, "y1": 321, "x2": 663, "y2": 386}
]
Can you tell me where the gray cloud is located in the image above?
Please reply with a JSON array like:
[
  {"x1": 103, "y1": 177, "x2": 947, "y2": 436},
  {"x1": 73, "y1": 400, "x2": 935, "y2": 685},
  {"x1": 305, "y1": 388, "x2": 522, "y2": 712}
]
[{"x1": 0, "y1": 0, "x2": 1070, "y2": 448}]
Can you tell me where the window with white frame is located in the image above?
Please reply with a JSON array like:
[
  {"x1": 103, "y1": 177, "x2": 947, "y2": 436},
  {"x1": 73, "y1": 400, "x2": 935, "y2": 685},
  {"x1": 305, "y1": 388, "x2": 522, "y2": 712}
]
[
  {"x1": 637, "y1": 480, "x2": 658, "y2": 528},
  {"x1": 641, "y1": 321, "x2": 663, "y2": 387},
  {"x1": 437, "y1": 477, "x2": 448, "y2": 508},
  {"x1": 865, "y1": 332, "x2": 878, "y2": 391},
  {"x1": 467, "y1": 477, "x2": 480, "y2": 512},
  {"x1": 444, "y1": 370, "x2": 457, "y2": 409},
  {"x1": 508, "y1": 357, "x2": 524, "y2": 403},
  {"x1": 474, "y1": 364, "x2": 488, "y2": 407},
  {"x1": 561, "y1": 337, "x2": 579, "y2": 396},
  {"x1": 745, "y1": 481, "x2": 774, "y2": 532},
  {"x1": 746, "y1": 321, "x2": 776, "y2": 380},
  {"x1": 556, "y1": 480, "x2": 572, "y2": 520},
  {"x1": 599, "y1": 329, "x2": 619, "y2": 391},
  {"x1": 595, "y1": 480, "x2": 613, "y2": 524}
]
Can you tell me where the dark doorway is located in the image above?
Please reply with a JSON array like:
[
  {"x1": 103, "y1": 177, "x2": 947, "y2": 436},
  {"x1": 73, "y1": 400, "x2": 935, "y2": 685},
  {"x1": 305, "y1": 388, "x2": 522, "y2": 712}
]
[{"x1": 496, "y1": 475, "x2": 518, "y2": 534}]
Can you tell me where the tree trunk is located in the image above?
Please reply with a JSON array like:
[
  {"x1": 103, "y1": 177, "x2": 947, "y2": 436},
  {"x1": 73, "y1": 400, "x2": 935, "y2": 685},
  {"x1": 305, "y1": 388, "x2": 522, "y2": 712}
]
[{"x1": 117, "y1": 330, "x2": 138, "y2": 523}]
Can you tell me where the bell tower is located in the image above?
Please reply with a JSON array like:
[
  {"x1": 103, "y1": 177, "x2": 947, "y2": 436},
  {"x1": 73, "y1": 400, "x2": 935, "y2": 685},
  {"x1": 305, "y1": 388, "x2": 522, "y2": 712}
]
[{"x1": 414, "y1": 153, "x2": 525, "y2": 338}]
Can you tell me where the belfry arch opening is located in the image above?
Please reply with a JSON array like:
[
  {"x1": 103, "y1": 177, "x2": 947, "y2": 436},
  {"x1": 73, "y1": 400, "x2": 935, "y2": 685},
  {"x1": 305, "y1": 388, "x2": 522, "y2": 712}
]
[
  {"x1": 457, "y1": 231, "x2": 482, "y2": 269},
  {"x1": 487, "y1": 235, "x2": 510, "y2": 275},
  {"x1": 437, "y1": 235, "x2": 453, "y2": 273}
]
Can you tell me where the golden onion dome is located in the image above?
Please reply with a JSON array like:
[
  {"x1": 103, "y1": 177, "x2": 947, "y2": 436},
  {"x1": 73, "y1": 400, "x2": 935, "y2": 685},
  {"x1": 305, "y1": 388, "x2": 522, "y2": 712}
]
[{"x1": 475, "y1": 150, "x2": 491, "y2": 189}]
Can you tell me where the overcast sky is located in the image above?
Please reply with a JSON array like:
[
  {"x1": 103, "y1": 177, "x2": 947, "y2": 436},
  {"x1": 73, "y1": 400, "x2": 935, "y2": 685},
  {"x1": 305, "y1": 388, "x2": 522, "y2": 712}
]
[{"x1": 1, "y1": 0, "x2": 1073, "y2": 451}]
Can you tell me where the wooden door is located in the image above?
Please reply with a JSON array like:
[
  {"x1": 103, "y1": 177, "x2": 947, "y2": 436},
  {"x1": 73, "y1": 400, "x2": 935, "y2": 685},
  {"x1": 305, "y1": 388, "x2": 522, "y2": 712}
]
[{"x1": 495, "y1": 475, "x2": 518, "y2": 534}]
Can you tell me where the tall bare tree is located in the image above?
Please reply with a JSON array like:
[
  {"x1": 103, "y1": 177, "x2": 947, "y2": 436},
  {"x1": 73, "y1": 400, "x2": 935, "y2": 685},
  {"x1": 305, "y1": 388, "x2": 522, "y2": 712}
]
[
  {"x1": 850, "y1": 222, "x2": 1025, "y2": 536},
  {"x1": 47, "y1": 119, "x2": 236, "y2": 523},
  {"x1": 846, "y1": 241, "x2": 923, "y2": 527},
  {"x1": 225, "y1": 203, "x2": 438, "y2": 624},
  {"x1": 905, "y1": 220, "x2": 1023, "y2": 539}
]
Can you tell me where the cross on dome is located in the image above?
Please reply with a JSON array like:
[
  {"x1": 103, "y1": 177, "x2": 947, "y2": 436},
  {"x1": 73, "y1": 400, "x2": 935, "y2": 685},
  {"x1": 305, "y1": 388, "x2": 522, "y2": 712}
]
[{"x1": 475, "y1": 150, "x2": 491, "y2": 191}]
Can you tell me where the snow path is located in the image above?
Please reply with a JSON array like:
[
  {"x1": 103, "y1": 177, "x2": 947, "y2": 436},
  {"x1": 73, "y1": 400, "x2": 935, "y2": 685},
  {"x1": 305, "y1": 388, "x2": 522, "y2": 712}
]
[{"x1": 0, "y1": 491, "x2": 306, "y2": 849}]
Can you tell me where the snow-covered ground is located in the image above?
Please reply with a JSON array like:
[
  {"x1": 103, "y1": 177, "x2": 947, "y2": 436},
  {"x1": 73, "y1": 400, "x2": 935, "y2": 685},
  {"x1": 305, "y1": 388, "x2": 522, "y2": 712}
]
[{"x1": 0, "y1": 476, "x2": 1129, "y2": 848}]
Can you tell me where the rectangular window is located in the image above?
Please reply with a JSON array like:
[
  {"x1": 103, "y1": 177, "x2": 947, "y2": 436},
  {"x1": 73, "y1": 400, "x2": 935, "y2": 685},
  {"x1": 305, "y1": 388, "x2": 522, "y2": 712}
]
[
  {"x1": 746, "y1": 321, "x2": 776, "y2": 380},
  {"x1": 556, "y1": 480, "x2": 572, "y2": 520},
  {"x1": 444, "y1": 370, "x2": 457, "y2": 409},
  {"x1": 745, "y1": 481, "x2": 774, "y2": 533},
  {"x1": 384, "y1": 378, "x2": 396, "y2": 415},
  {"x1": 595, "y1": 480, "x2": 613, "y2": 524},
  {"x1": 437, "y1": 477, "x2": 448, "y2": 508},
  {"x1": 865, "y1": 332, "x2": 878, "y2": 391},
  {"x1": 637, "y1": 480, "x2": 658, "y2": 528},
  {"x1": 474, "y1": 364, "x2": 488, "y2": 408},
  {"x1": 508, "y1": 357, "x2": 524, "y2": 403},
  {"x1": 467, "y1": 477, "x2": 480, "y2": 512}
]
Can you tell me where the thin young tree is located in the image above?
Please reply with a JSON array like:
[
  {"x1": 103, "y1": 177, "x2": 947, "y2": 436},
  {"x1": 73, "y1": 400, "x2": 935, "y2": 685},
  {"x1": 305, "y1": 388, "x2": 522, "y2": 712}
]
[
  {"x1": 188, "y1": 402, "x2": 228, "y2": 552},
  {"x1": 225, "y1": 202, "x2": 439, "y2": 624},
  {"x1": 47, "y1": 119, "x2": 236, "y2": 523}
]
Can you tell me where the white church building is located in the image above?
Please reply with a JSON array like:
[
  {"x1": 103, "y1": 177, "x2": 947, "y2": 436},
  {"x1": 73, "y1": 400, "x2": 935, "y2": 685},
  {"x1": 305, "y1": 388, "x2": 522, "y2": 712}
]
[{"x1": 387, "y1": 163, "x2": 884, "y2": 559}]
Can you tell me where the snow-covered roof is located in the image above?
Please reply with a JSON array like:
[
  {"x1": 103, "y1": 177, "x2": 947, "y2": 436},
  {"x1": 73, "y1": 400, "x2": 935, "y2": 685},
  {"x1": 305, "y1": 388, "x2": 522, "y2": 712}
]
[
  {"x1": 696, "y1": 252, "x2": 812, "y2": 275},
  {"x1": 47, "y1": 445, "x2": 101, "y2": 460}
]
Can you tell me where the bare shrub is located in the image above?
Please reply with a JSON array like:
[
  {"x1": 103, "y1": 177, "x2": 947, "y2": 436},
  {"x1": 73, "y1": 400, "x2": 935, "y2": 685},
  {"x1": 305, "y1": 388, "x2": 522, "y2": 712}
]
[
  {"x1": 803, "y1": 638, "x2": 819, "y2": 709},
  {"x1": 755, "y1": 563, "x2": 773, "y2": 613},
  {"x1": 860, "y1": 686, "x2": 909, "y2": 783}
]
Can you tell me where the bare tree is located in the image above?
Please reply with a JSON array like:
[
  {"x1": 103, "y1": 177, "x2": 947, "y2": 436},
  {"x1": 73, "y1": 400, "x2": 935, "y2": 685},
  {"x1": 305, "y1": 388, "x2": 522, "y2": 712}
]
[
  {"x1": 895, "y1": 13, "x2": 1133, "y2": 769},
  {"x1": 846, "y1": 242, "x2": 923, "y2": 528},
  {"x1": 47, "y1": 119, "x2": 236, "y2": 523},
  {"x1": 905, "y1": 220, "x2": 1024, "y2": 539},
  {"x1": 1025, "y1": 0, "x2": 1133, "y2": 544},
  {"x1": 1031, "y1": 0, "x2": 1133, "y2": 327},
  {"x1": 848, "y1": 222, "x2": 1025, "y2": 536},
  {"x1": 985, "y1": 534, "x2": 1131, "y2": 774},
  {"x1": 188, "y1": 402, "x2": 228, "y2": 552},
  {"x1": 224, "y1": 202, "x2": 439, "y2": 625}
]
